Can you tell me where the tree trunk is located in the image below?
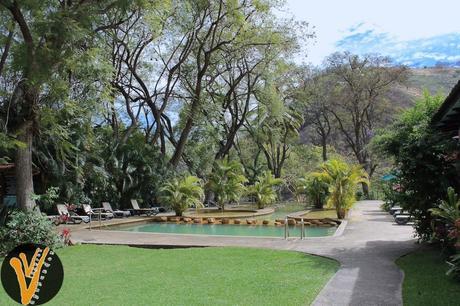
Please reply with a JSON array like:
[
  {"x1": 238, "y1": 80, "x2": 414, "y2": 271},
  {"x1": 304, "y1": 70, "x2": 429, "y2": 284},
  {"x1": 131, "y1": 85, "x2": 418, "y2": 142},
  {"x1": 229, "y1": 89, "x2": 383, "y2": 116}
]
[
  {"x1": 15, "y1": 123, "x2": 35, "y2": 211},
  {"x1": 362, "y1": 182, "x2": 369, "y2": 199},
  {"x1": 321, "y1": 137, "x2": 327, "y2": 161}
]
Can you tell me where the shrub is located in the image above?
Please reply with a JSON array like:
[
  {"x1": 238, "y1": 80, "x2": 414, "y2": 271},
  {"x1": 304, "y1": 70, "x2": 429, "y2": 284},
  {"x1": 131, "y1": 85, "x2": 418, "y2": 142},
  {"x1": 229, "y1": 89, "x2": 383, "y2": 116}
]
[
  {"x1": 206, "y1": 160, "x2": 247, "y2": 210},
  {"x1": 0, "y1": 210, "x2": 63, "y2": 256},
  {"x1": 312, "y1": 159, "x2": 369, "y2": 219},
  {"x1": 247, "y1": 171, "x2": 283, "y2": 209},
  {"x1": 160, "y1": 176, "x2": 204, "y2": 216},
  {"x1": 373, "y1": 92, "x2": 457, "y2": 241},
  {"x1": 296, "y1": 174, "x2": 329, "y2": 209}
]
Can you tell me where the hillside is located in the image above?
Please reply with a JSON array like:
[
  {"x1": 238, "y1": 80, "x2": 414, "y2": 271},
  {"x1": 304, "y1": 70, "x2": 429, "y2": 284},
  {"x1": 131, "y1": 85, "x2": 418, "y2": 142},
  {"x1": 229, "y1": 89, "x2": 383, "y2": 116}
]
[{"x1": 390, "y1": 68, "x2": 460, "y2": 108}]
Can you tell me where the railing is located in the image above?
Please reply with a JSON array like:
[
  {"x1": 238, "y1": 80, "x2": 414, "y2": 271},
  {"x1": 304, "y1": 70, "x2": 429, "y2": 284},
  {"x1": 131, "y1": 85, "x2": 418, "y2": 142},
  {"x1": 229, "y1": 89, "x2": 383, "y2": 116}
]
[{"x1": 284, "y1": 217, "x2": 306, "y2": 240}]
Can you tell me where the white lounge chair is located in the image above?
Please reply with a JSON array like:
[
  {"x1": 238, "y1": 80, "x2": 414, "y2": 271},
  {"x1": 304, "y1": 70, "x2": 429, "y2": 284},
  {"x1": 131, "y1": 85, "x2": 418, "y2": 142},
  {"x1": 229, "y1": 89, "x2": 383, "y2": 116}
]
[
  {"x1": 102, "y1": 202, "x2": 131, "y2": 218},
  {"x1": 56, "y1": 204, "x2": 90, "y2": 224},
  {"x1": 130, "y1": 199, "x2": 158, "y2": 216},
  {"x1": 82, "y1": 204, "x2": 114, "y2": 220}
]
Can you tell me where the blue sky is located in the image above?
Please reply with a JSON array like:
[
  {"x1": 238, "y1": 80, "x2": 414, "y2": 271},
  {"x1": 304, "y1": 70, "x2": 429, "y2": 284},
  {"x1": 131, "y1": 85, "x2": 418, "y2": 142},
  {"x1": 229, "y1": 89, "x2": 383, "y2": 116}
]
[{"x1": 282, "y1": 0, "x2": 460, "y2": 67}]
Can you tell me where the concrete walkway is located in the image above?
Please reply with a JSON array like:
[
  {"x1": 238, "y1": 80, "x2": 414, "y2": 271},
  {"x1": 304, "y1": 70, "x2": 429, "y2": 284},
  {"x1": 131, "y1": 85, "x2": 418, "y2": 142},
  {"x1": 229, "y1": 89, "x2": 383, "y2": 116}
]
[{"x1": 71, "y1": 201, "x2": 418, "y2": 305}]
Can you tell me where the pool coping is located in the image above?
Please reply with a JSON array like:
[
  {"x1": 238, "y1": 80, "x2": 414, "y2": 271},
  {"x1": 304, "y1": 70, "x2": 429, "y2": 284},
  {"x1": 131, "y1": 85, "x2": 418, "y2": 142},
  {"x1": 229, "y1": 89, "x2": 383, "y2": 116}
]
[{"x1": 184, "y1": 207, "x2": 275, "y2": 219}]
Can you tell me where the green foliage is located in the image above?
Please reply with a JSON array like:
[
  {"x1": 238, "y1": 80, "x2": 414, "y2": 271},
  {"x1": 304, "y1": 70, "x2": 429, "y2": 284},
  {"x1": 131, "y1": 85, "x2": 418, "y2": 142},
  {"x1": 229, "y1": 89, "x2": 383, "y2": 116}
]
[
  {"x1": 430, "y1": 187, "x2": 460, "y2": 224},
  {"x1": 312, "y1": 159, "x2": 369, "y2": 219},
  {"x1": 296, "y1": 173, "x2": 329, "y2": 209},
  {"x1": 206, "y1": 160, "x2": 248, "y2": 210},
  {"x1": 247, "y1": 171, "x2": 283, "y2": 209},
  {"x1": 30, "y1": 186, "x2": 60, "y2": 210},
  {"x1": 160, "y1": 175, "x2": 204, "y2": 216},
  {"x1": 373, "y1": 92, "x2": 458, "y2": 240},
  {"x1": 447, "y1": 253, "x2": 460, "y2": 279},
  {"x1": 84, "y1": 129, "x2": 172, "y2": 209},
  {"x1": 0, "y1": 210, "x2": 63, "y2": 256}
]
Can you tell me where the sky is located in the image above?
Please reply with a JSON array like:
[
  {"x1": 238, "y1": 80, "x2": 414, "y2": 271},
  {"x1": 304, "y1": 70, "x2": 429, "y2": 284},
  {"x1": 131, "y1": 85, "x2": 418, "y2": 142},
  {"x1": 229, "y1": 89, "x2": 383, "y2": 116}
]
[{"x1": 281, "y1": 0, "x2": 460, "y2": 67}]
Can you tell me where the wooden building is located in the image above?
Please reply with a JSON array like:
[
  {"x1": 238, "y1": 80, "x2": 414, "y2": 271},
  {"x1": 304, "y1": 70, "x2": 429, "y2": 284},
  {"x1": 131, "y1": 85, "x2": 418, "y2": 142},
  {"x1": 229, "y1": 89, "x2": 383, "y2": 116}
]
[{"x1": 432, "y1": 80, "x2": 460, "y2": 136}]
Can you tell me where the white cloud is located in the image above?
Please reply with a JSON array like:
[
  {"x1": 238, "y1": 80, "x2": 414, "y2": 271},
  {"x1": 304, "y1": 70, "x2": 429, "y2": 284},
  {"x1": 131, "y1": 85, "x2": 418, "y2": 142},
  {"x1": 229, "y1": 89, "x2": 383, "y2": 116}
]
[{"x1": 281, "y1": 0, "x2": 460, "y2": 65}]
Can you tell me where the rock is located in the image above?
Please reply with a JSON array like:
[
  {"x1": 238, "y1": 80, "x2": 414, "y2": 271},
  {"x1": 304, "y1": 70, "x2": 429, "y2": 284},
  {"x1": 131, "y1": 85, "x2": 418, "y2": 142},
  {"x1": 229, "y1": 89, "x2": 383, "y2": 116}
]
[
  {"x1": 304, "y1": 221, "x2": 312, "y2": 226},
  {"x1": 233, "y1": 219, "x2": 241, "y2": 224},
  {"x1": 328, "y1": 221, "x2": 338, "y2": 226},
  {"x1": 275, "y1": 219, "x2": 286, "y2": 225},
  {"x1": 262, "y1": 220, "x2": 270, "y2": 225},
  {"x1": 183, "y1": 217, "x2": 192, "y2": 222},
  {"x1": 168, "y1": 216, "x2": 180, "y2": 222},
  {"x1": 221, "y1": 218, "x2": 230, "y2": 224},
  {"x1": 207, "y1": 218, "x2": 216, "y2": 224},
  {"x1": 310, "y1": 219, "x2": 322, "y2": 225},
  {"x1": 246, "y1": 219, "x2": 257, "y2": 225},
  {"x1": 193, "y1": 218, "x2": 202, "y2": 224},
  {"x1": 159, "y1": 216, "x2": 168, "y2": 222},
  {"x1": 274, "y1": 221, "x2": 282, "y2": 226},
  {"x1": 287, "y1": 219, "x2": 296, "y2": 225}
]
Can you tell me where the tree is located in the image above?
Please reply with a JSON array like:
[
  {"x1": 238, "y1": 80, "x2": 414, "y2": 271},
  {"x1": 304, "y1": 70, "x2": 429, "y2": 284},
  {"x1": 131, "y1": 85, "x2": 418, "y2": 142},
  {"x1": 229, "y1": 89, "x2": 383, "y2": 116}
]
[
  {"x1": 373, "y1": 92, "x2": 458, "y2": 240},
  {"x1": 246, "y1": 65, "x2": 304, "y2": 178},
  {"x1": 324, "y1": 52, "x2": 408, "y2": 196},
  {"x1": 160, "y1": 175, "x2": 204, "y2": 216},
  {"x1": 0, "y1": 0, "x2": 133, "y2": 210},
  {"x1": 247, "y1": 171, "x2": 282, "y2": 209},
  {"x1": 206, "y1": 159, "x2": 247, "y2": 211},
  {"x1": 312, "y1": 159, "x2": 369, "y2": 219},
  {"x1": 296, "y1": 173, "x2": 329, "y2": 209},
  {"x1": 297, "y1": 70, "x2": 335, "y2": 161}
]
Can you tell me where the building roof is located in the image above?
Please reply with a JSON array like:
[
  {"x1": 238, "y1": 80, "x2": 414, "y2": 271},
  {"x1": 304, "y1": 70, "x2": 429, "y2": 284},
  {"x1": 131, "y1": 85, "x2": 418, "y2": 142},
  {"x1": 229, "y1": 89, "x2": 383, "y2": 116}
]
[
  {"x1": 432, "y1": 79, "x2": 460, "y2": 133},
  {"x1": 0, "y1": 163, "x2": 15, "y2": 172},
  {"x1": 0, "y1": 163, "x2": 40, "y2": 175}
]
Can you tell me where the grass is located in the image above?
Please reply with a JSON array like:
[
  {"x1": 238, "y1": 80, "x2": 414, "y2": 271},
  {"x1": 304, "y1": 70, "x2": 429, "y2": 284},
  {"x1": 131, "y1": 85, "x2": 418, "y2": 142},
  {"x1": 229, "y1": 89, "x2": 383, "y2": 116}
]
[
  {"x1": 0, "y1": 245, "x2": 338, "y2": 306},
  {"x1": 397, "y1": 248, "x2": 460, "y2": 306},
  {"x1": 302, "y1": 209, "x2": 337, "y2": 219}
]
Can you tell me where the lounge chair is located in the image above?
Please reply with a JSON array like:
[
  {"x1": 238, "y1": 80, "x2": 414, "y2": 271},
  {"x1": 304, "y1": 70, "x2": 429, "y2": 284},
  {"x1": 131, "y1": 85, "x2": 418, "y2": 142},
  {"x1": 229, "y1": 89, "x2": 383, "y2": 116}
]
[
  {"x1": 82, "y1": 204, "x2": 114, "y2": 220},
  {"x1": 56, "y1": 204, "x2": 90, "y2": 224},
  {"x1": 102, "y1": 202, "x2": 131, "y2": 218},
  {"x1": 130, "y1": 199, "x2": 159, "y2": 216}
]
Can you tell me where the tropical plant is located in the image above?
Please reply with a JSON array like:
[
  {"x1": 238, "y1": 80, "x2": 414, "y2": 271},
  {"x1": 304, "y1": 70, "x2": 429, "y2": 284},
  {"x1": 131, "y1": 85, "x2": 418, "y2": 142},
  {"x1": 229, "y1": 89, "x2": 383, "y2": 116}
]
[
  {"x1": 296, "y1": 174, "x2": 329, "y2": 209},
  {"x1": 206, "y1": 160, "x2": 248, "y2": 211},
  {"x1": 0, "y1": 210, "x2": 63, "y2": 256},
  {"x1": 430, "y1": 187, "x2": 460, "y2": 224},
  {"x1": 247, "y1": 171, "x2": 283, "y2": 209},
  {"x1": 373, "y1": 92, "x2": 457, "y2": 241},
  {"x1": 312, "y1": 159, "x2": 369, "y2": 219},
  {"x1": 160, "y1": 176, "x2": 204, "y2": 216}
]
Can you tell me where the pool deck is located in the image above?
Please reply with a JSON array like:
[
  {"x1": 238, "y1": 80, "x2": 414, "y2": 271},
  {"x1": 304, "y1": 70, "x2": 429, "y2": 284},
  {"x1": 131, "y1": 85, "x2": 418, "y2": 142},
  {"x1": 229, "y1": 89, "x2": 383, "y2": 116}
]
[{"x1": 70, "y1": 200, "x2": 418, "y2": 306}]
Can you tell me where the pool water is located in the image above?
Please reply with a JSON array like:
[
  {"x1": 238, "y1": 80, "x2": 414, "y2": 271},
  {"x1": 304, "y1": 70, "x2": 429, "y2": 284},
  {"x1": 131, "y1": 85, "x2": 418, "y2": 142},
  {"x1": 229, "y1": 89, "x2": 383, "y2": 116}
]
[{"x1": 109, "y1": 222, "x2": 336, "y2": 238}]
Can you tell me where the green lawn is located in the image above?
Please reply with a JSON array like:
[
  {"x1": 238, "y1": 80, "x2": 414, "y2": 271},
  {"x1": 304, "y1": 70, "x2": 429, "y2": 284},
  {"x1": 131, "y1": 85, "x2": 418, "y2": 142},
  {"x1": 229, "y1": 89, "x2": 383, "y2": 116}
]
[
  {"x1": 0, "y1": 245, "x2": 338, "y2": 306},
  {"x1": 302, "y1": 209, "x2": 337, "y2": 219},
  {"x1": 397, "y1": 248, "x2": 460, "y2": 306}
]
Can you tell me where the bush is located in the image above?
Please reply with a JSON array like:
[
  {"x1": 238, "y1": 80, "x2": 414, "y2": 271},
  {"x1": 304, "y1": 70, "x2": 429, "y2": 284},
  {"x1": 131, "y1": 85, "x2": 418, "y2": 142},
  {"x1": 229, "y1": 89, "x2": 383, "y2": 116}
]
[
  {"x1": 0, "y1": 210, "x2": 63, "y2": 256},
  {"x1": 373, "y1": 92, "x2": 458, "y2": 240}
]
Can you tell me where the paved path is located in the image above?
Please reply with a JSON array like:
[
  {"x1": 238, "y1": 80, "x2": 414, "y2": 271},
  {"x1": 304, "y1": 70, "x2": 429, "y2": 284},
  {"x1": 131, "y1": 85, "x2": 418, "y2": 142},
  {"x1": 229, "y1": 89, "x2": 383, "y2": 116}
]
[{"x1": 72, "y1": 201, "x2": 418, "y2": 305}]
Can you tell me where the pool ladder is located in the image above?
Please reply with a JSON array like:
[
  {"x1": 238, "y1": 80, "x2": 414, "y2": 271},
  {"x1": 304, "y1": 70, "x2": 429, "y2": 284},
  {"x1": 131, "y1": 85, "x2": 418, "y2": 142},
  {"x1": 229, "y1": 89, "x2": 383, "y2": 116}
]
[{"x1": 284, "y1": 217, "x2": 306, "y2": 240}]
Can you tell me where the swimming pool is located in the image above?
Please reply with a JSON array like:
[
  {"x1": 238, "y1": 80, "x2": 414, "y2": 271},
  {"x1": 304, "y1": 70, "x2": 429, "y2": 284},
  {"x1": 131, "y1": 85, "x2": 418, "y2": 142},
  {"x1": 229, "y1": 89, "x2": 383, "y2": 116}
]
[{"x1": 108, "y1": 222, "x2": 336, "y2": 238}]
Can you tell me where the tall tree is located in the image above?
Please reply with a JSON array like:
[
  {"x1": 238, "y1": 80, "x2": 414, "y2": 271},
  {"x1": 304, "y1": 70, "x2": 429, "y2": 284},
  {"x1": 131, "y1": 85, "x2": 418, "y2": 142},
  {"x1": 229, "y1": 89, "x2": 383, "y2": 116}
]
[
  {"x1": 324, "y1": 52, "x2": 408, "y2": 195},
  {"x1": 0, "y1": 0, "x2": 134, "y2": 210}
]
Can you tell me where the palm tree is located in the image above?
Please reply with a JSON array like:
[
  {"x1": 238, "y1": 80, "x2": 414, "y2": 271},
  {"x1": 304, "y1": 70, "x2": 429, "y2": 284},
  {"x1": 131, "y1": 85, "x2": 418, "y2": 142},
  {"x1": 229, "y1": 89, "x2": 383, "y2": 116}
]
[
  {"x1": 312, "y1": 159, "x2": 369, "y2": 219},
  {"x1": 296, "y1": 174, "x2": 329, "y2": 209},
  {"x1": 206, "y1": 160, "x2": 247, "y2": 211},
  {"x1": 160, "y1": 176, "x2": 204, "y2": 216},
  {"x1": 248, "y1": 171, "x2": 283, "y2": 209}
]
